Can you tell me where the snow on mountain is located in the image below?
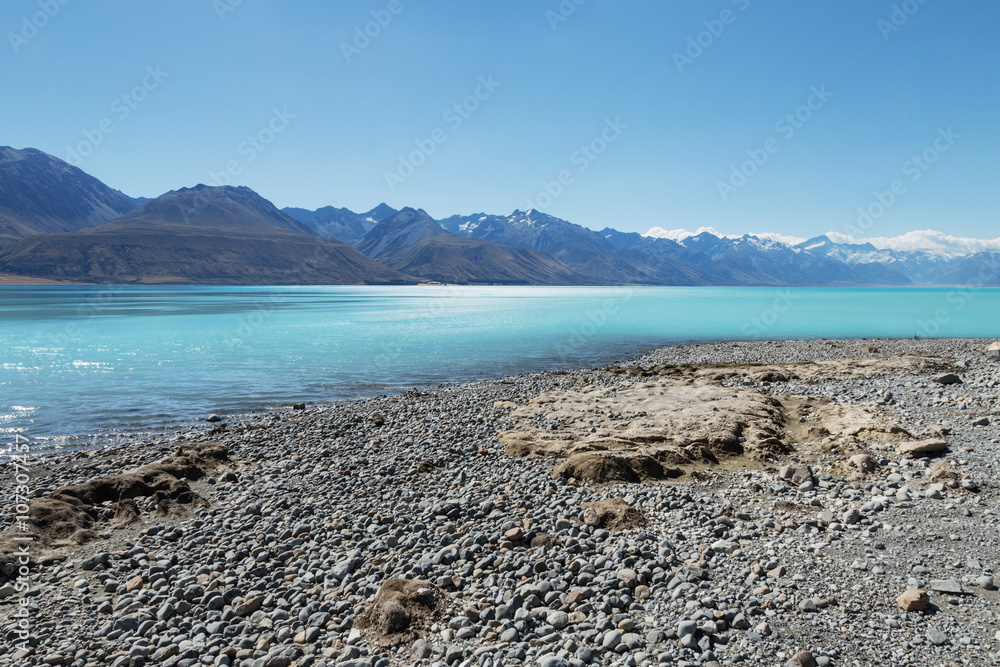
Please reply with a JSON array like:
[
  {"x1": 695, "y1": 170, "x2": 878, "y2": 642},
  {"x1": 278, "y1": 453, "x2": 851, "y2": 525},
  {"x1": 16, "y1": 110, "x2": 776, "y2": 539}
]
[
  {"x1": 645, "y1": 226, "x2": 725, "y2": 242},
  {"x1": 825, "y1": 230, "x2": 1000, "y2": 258},
  {"x1": 647, "y1": 227, "x2": 1000, "y2": 260},
  {"x1": 646, "y1": 226, "x2": 807, "y2": 247}
]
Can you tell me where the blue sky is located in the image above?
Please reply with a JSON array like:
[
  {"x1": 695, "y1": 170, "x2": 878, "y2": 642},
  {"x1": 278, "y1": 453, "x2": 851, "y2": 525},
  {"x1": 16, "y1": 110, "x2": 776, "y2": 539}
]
[{"x1": 3, "y1": 0, "x2": 997, "y2": 241}]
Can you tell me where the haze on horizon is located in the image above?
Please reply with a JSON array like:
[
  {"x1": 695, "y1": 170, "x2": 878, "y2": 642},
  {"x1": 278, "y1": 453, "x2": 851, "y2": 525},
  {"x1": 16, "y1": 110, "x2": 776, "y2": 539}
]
[{"x1": 2, "y1": 1, "x2": 997, "y2": 244}]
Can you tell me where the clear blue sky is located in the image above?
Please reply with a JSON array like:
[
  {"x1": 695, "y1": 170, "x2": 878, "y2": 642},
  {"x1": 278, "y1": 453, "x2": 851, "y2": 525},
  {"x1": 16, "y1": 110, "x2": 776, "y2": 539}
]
[{"x1": 2, "y1": 0, "x2": 997, "y2": 239}]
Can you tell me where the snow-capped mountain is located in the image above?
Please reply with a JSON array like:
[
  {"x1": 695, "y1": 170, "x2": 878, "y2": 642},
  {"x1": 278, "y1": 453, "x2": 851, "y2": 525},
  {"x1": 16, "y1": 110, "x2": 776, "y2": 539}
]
[
  {"x1": 439, "y1": 209, "x2": 714, "y2": 285},
  {"x1": 281, "y1": 202, "x2": 1000, "y2": 286}
]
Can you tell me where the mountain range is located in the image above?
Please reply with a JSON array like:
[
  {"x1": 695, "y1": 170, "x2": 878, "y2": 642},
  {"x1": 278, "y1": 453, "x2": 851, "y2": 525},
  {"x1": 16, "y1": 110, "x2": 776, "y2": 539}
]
[
  {"x1": 1, "y1": 146, "x2": 997, "y2": 286},
  {"x1": 0, "y1": 184, "x2": 409, "y2": 284}
]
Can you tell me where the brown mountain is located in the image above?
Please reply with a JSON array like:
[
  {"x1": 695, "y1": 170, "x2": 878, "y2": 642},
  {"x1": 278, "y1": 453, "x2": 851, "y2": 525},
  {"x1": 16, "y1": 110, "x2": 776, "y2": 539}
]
[
  {"x1": 379, "y1": 234, "x2": 588, "y2": 285},
  {"x1": 0, "y1": 185, "x2": 414, "y2": 284},
  {"x1": 0, "y1": 146, "x2": 140, "y2": 247}
]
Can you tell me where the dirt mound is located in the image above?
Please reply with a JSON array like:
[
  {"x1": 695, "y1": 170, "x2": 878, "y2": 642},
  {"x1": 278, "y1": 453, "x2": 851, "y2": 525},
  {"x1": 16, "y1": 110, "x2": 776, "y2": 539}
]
[
  {"x1": 928, "y1": 460, "x2": 962, "y2": 485},
  {"x1": 555, "y1": 452, "x2": 684, "y2": 484},
  {"x1": 58, "y1": 442, "x2": 225, "y2": 506},
  {"x1": 499, "y1": 379, "x2": 788, "y2": 483},
  {"x1": 782, "y1": 397, "x2": 911, "y2": 455},
  {"x1": 0, "y1": 441, "x2": 229, "y2": 575},
  {"x1": 581, "y1": 498, "x2": 646, "y2": 530},
  {"x1": 604, "y1": 363, "x2": 722, "y2": 378},
  {"x1": 356, "y1": 578, "x2": 440, "y2": 646},
  {"x1": 605, "y1": 356, "x2": 945, "y2": 384},
  {"x1": 711, "y1": 356, "x2": 944, "y2": 384}
]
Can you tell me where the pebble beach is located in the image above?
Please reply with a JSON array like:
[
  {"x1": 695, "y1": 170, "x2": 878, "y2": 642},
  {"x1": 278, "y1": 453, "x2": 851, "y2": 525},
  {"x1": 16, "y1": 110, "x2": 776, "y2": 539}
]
[{"x1": 2, "y1": 338, "x2": 999, "y2": 667}]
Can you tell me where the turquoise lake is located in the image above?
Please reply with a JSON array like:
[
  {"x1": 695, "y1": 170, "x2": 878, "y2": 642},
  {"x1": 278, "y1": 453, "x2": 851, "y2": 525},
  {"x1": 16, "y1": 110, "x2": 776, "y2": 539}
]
[{"x1": 2, "y1": 285, "x2": 999, "y2": 454}]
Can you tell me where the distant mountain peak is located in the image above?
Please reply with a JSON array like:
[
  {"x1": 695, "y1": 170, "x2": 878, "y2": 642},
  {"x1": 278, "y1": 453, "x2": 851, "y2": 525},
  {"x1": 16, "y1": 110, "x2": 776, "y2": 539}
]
[
  {"x1": 283, "y1": 203, "x2": 399, "y2": 245},
  {"x1": 355, "y1": 207, "x2": 447, "y2": 259},
  {"x1": 103, "y1": 184, "x2": 314, "y2": 236},
  {"x1": 0, "y1": 146, "x2": 141, "y2": 246},
  {"x1": 364, "y1": 202, "x2": 398, "y2": 222}
]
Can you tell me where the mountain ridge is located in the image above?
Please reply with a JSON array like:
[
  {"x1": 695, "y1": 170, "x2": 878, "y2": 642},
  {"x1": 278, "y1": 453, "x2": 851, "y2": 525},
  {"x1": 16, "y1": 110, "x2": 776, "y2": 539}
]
[
  {"x1": 1, "y1": 146, "x2": 997, "y2": 286},
  {"x1": 0, "y1": 146, "x2": 141, "y2": 247},
  {"x1": 0, "y1": 185, "x2": 413, "y2": 285},
  {"x1": 355, "y1": 208, "x2": 590, "y2": 284}
]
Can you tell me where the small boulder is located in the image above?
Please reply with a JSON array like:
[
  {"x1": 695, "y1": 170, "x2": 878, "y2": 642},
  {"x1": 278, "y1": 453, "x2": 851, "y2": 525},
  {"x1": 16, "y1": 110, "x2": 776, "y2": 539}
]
[
  {"x1": 787, "y1": 651, "x2": 817, "y2": 667},
  {"x1": 986, "y1": 341, "x2": 1000, "y2": 358},
  {"x1": 925, "y1": 483, "x2": 945, "y2": 499},
  {"x1": 235, "y1": 596, "x2": 262, "y2": 616},
  {"x1": 205, "y1": 414, "x2": 222, "y2": 423},
  {"x1": 926, "y1": 627, "x2": 948, "y2": 646},
  {"x1": 81, "y1": 552, "x2": 110, "y2": 571},
  {"x1": 778, "y1": 464, "x2": 813, "y2": 486},
  {"x1": 616, "y1": 568, "x2": 639, "y2": 588},
  {"x1": 411, "y1": 638, "x2": 432, "y2": 660},
  {"x1": 928, "y1": 579, "x2": 971, "y2": 595},
  {"x1": 898, "y1": 439, "x2": 948, "y2": 457},
  {"x1": 848, "y1": 454, "x2": 877, "y2": 474},
  {"x1": 503, "y1": 527, "x2": 523, "y2": 541},
  {"x1": 677, "y1": 620, "x2": 698, "y2": 639},
  {"x1": 896, "y1": 589, "x2": 928, "y2": 612},
  {"x1": 931, "y1": 373, "x2": 962, "y2": 385},
  {"x1": 547, "y1": 610, "x2": 570, "y2": 629},
  {"x1": 711, "y1": 539, "x2": 739, "y2": 554}
]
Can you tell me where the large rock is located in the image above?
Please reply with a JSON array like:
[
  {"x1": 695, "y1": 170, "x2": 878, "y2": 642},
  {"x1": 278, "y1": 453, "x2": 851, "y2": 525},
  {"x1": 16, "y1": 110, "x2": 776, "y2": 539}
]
[
  {"x1": 928, "y1": 579, "x2": 971, "y2": 595},
  {"x1": 778, "y1": 464, "x2": 813, "y2": 486},
  {"x1": 896, "y1": 589, "x2": 928, "y2": 612},
  {"x1": 986, "y1": 342, "x2": 1000, "y2": 359},
  {"x1": 931, "y1": 373, "x2": 962, "y2": 385},
  {"x1": 898, "y1": 439, "x2": 948, "y2": 457}
]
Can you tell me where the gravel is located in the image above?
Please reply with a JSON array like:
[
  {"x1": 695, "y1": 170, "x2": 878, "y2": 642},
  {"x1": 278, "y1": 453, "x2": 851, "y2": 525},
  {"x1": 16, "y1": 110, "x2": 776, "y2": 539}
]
[{"x1": 1, "y1": 337, "x2": 999, "y2": 666}]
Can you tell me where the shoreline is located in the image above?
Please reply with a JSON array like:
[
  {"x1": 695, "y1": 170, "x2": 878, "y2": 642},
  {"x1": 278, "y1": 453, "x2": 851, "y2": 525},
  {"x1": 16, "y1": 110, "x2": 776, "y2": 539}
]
[
  {"x1": 4, "y1": 278, "x2": 1000, "y2": 288},
  {"x1": 2, "y1": 337, "x2": 999, "y2": 666},
  {"x1": 12, "y1": 336, "x2": 997, "y2": 460}
]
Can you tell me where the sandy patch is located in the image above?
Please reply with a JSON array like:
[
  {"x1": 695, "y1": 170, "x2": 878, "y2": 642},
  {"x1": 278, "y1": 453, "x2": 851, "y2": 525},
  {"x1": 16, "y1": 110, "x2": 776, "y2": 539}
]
[{"x1": 499, "y1": 379, "x2": 788, "y2": 483}]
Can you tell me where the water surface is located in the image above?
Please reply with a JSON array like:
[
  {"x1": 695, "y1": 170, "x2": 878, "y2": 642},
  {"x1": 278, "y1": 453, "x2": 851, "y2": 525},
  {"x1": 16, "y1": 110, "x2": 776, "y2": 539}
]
[{"x1": 2, "y1": 285, "x2": 997, "y2": 454}]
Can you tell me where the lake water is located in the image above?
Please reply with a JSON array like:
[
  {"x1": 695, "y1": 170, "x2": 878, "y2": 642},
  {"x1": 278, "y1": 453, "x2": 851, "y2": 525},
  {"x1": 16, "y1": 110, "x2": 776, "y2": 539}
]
[{"x1": 2, "y1": 285, "x2": 999, "y2": 454}]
